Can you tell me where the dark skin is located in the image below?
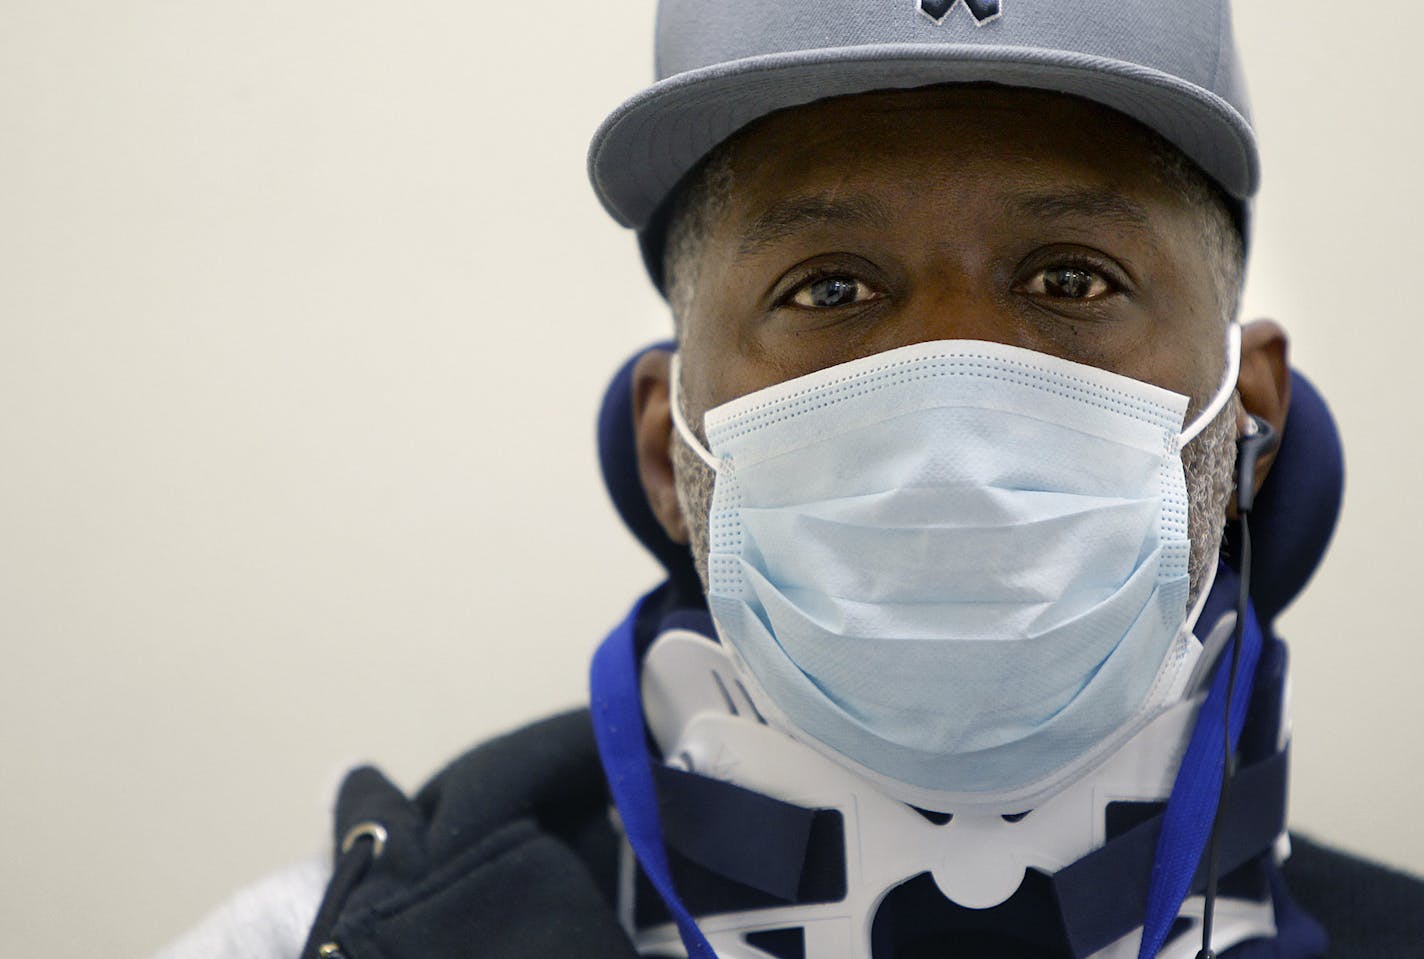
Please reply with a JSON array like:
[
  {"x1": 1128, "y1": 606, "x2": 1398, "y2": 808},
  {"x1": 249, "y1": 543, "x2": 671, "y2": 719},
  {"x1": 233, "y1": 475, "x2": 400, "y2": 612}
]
[{"x1": 633, "y1": 87, "x2": 1291, "y2": 544}]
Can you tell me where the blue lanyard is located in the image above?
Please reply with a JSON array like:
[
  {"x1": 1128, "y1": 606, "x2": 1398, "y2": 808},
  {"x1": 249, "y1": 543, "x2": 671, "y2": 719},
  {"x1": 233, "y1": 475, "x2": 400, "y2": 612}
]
[
  {"x1": 590, "y1": 593, "x2": 718, "y2": 959},
  {"x1": 1138, "y1": 600, "x2": 1264, "y2": 959},
  {"x1": 590, "y1": 590, "x2": 1264, "y2": 959}
]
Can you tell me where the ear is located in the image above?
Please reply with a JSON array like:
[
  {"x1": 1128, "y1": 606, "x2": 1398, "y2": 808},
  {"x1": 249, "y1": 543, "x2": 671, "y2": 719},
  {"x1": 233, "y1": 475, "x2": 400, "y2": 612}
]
[
  {"x1": 1234, "y1": 318, "x2": 1291, "y2": 512},
  {"x1": 631, "y1": 349, "x2": 691, "y2": 545}
]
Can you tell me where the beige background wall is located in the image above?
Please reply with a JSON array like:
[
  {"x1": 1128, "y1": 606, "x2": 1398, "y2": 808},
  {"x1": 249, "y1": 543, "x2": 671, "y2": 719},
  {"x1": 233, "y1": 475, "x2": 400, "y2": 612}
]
[{"x1": 1, "y1": 3, "x2": 1419, "y2": 956}]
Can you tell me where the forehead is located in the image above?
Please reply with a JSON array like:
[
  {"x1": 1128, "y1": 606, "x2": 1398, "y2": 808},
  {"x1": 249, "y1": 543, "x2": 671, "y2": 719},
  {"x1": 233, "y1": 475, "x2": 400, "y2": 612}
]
[{"x1": 714, "y1": 85, "x2": 1182, "y2": 228}]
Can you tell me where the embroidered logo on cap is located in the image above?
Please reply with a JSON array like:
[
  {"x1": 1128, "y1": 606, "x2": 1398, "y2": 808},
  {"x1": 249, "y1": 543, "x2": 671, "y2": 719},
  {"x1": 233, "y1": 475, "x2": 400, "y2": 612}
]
[{"x1": 918, "y1": 0, "x2": 1002, "y2": 25}]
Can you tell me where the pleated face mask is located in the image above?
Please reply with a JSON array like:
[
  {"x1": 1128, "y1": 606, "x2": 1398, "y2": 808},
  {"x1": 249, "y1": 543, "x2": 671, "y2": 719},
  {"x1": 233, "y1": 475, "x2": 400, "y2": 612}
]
[{"x1": 670, "y1": 329, "x2": 1240, "y2": 802}]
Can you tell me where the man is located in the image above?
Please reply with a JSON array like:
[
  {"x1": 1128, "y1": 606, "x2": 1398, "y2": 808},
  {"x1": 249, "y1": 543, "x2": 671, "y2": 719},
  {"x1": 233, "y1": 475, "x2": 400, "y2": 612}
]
[{"x1": 157, "y1": 1, "x2": 1423, "y2": 958}]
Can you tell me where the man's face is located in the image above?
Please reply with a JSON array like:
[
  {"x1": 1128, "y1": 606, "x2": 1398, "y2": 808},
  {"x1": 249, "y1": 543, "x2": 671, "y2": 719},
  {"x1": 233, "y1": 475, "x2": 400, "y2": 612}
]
[
  {"x1": 665, "y1": 85, "x2": 1241, "y2": 603},
  {"x1": 675, "y1": 85, "x2": 1229, "y2": 418}
]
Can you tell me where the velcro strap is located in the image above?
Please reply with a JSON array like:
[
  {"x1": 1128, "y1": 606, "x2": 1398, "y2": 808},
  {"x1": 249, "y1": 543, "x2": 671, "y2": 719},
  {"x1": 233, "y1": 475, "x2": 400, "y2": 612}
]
[
  {"x1": 654, "y1": 765, "x2": 821, "y2": 902},
  {"x1": 1053, "y1": 747, "x2": 1290, "y2": 958}
]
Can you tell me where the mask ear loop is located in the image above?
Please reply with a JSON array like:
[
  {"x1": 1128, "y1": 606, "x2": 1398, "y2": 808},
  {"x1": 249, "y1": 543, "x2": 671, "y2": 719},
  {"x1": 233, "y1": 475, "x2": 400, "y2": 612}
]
[
  {"x1": 668, "y1": 353, "x2": 721, "y2": 472},
  {"x1": 1179, "y1": 324, "x2": 1242, "y2": 448},
  {"x1": 1195, "y1": 412, "x2": 1280, "y2": 959}
]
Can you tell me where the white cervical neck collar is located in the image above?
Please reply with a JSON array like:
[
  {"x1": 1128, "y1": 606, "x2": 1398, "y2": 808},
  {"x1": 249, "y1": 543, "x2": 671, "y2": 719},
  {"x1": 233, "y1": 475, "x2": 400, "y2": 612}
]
[{"x1": 615, "y1": 572, "x2": 1289, "y2": 959}]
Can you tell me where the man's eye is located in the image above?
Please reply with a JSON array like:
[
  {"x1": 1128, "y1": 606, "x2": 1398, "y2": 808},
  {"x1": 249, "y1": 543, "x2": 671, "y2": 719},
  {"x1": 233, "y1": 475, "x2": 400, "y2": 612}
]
[
  {"x1": 1023, "y1": 266, "x2": 1113, "y2": 300},
  {"x1": 789, "y1": 275, "x2": 877, "y2": 308}
]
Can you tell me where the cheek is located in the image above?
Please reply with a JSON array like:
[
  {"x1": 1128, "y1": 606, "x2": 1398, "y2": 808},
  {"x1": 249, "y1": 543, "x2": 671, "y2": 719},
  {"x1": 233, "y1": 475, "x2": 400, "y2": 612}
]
[
  {"x1": 676, "y1": 265, "x2": 745, "y2": 411},
  {"x1": 675, "y1": 322, "x2": 776, "y2": 426},
  {"x1": 1125, "y1": 268, "x2": 1227, "y2": 404},
  {"x1": 680, "y1": 301, "x2": 820, "y2": 415}
]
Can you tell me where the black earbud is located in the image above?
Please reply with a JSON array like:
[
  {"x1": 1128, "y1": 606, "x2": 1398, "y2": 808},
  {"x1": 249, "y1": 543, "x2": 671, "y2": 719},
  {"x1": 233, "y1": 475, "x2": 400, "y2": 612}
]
[{"x1": 1234, "y1": 414, "x2": 1280, "y2": 516}]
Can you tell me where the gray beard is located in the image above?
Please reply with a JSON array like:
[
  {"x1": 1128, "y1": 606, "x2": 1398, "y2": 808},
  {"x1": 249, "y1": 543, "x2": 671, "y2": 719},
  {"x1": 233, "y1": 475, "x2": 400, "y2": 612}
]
[{"x1": 671, "y1": 389, "x2": 1240, "y2": 615}]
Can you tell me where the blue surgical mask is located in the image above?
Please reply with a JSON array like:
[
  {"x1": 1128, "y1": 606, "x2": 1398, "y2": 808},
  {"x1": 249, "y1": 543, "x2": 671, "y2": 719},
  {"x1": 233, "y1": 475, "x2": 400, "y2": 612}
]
[{"x1": 670, "y1": 330, "x2": 1241, "y2": 802}]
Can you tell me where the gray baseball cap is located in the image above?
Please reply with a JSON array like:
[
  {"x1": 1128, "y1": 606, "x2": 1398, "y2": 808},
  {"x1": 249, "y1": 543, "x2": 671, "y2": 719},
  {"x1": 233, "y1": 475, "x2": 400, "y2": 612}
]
[{"x1": 588, "y1": 0, "x2": 1257, "y2": 288}]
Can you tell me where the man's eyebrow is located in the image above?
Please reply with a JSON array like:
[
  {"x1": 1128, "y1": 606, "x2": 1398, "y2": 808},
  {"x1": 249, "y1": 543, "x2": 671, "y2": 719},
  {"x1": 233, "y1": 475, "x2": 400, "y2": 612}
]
[
  {"x1": 1008, "y1": 190, "x2": 1152, "y2": 230},
  {"x1": 736, "y1": 193, "x2": 894, "y2": 258}
]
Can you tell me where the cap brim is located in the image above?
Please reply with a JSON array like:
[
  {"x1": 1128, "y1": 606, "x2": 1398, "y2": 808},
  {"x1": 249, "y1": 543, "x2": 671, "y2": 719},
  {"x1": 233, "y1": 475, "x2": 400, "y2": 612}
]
[{"x1": 588, "y1": 43, "x2": 1259, "y2": 230}]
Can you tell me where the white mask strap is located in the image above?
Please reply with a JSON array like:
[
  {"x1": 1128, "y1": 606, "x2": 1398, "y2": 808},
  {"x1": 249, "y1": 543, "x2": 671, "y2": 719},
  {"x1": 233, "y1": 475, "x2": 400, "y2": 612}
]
[
  {"x1": 1178, "y1": 324, "x2": 1242, "y2": 447},
  {"x1": 668, "y1": 353, "x2": 721, "y2": 471}
]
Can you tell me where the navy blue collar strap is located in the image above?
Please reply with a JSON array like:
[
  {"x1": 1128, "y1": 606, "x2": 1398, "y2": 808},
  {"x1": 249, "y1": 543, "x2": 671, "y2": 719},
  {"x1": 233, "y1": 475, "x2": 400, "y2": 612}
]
[
  {"x1": 590, "y1": 590, "x2": 1269, "y2": 959},
  {"x1": 1058, "y1": 745, "x2": 1286, "y2": 957},
  {"x1": 653, "y1": 763, "x2": 843, "y2": 904}
]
